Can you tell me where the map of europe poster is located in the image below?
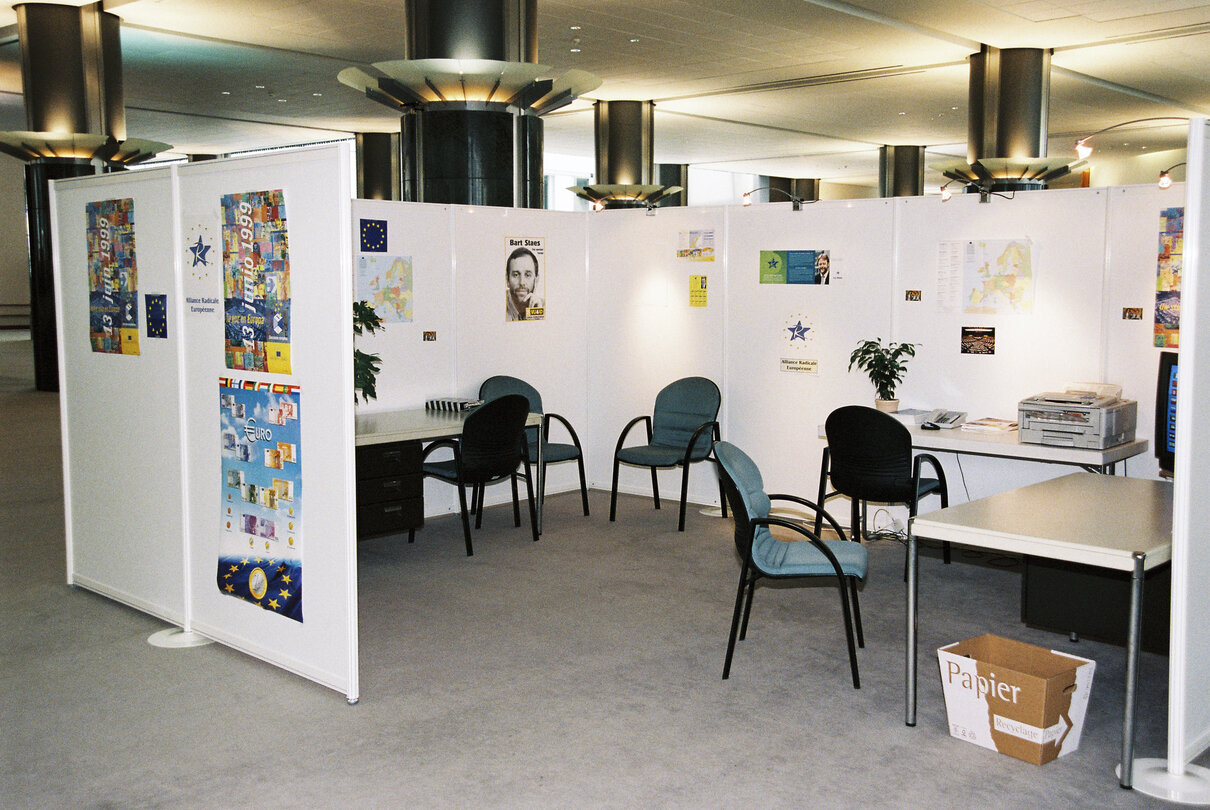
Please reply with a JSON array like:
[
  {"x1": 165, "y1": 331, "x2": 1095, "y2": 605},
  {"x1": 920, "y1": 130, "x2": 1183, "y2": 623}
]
[{"x1": 222, "y1": 189, "x2": 291, "y2": 374}]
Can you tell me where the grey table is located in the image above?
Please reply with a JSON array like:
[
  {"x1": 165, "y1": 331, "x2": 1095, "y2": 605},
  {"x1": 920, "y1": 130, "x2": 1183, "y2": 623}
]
[{"x1": 906, "y1": 472, "x2": 1173, "y2": 788}]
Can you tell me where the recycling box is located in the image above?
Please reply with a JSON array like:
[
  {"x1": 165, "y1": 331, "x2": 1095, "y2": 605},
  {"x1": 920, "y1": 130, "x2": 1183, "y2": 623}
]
[{"x1": 937, "y1": 634, "x2": 1096, "y2": 765}]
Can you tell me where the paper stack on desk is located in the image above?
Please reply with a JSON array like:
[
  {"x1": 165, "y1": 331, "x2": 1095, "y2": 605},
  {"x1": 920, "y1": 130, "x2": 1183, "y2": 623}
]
[
  {"x1": 425, "y1": 398, "x2": 482, "y2": 412},
  {"x1": 961, "y1": 417, "x2": 1018, "y2": 433}
]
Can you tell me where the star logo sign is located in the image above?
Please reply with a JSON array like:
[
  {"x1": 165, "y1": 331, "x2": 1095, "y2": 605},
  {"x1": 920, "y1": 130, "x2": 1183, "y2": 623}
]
[
  {"x1": 767, "y1": 255, "x2": 780, "y2": 270},
  {"x1": 787, "y1": 320, "x2": 811, "y2": 341},
  {"x1": 189, "y1": 235, "x2": 211, "y2": 267}
]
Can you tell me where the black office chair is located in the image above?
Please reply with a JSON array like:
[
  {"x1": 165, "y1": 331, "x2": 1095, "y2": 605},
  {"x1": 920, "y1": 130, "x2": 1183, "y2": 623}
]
[
  {"x1": 479, "y1": 375, "x2": 589, "y2": 516},
  {"x1": 818, "y1": 405, "x2": 950, "y2": 569},
  {"x1": 410, "y1": 394, "x2": 538, "y2": 556},
  {"x1": 609, "y1": 376, "x2": 727, "y2": 531}
]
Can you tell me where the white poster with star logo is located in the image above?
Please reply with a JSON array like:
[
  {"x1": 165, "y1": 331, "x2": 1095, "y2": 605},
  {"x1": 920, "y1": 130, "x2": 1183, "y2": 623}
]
[
  {"x1": 218, "y1": 378, "x2": 303, "y2": 622},
  {"x1": 781, "y1": 312, "x2": 819, "y2": 373}
]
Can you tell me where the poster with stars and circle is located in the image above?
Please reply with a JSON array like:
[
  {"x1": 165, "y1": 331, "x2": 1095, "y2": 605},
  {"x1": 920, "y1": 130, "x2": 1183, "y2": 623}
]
[{"x1": 781, "y1": 312, "x2": 819, "y2": 374}]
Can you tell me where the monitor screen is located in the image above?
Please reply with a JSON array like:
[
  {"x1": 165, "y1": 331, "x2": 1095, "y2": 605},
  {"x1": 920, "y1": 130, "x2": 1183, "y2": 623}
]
[{"x1": 1155, "y1": 351, "x2": 1178, "y2": 476}]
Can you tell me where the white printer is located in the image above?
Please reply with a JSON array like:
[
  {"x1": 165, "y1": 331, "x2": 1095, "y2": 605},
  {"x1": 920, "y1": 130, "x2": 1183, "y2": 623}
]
[{"x1": 1018, "y1": 385, "x2": 1137, "y2": 449}]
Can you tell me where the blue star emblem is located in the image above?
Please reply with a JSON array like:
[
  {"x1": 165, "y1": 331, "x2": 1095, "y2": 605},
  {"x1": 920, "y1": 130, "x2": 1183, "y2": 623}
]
[
  {"x1": 767, "y1": 255, "x2": 780, "y2": 269},
  {"x1": 787, "y1": 320, "x2": 810, "y2": 341},
  {"x1": 189, "y1": 236, "x2": 211, "y2": 267}
]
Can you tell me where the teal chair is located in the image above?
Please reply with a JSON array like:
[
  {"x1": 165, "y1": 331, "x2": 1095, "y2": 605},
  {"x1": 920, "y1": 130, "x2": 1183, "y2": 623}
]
[
  {"x1": 715, "y1": 441, "x2": 867, "y2": 688},
  {"x1": 609, "y1": 376, "x2": 726, "y2": 531},
  {"x1": 479, "y1": 375, "x2": 590, "y2": 515}
]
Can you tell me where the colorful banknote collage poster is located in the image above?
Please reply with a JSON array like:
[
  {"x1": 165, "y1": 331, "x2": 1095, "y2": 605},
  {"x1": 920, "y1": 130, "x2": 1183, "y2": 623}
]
[
  {"x1": 218, "y1": 378, "x2": 303, "y2": 623},
  {"x1": 222, "y1": 189, "x2": 291, "y2": 373},
  {"x1": 1155, "y1": 206, "x2": 1183, "y2": 348},
  {"x1": 85, "y1": 198, "x2": 140, "y2": 355},
  {"x1": 759, "y1": 250, "x2": 830, "y2": 284}
]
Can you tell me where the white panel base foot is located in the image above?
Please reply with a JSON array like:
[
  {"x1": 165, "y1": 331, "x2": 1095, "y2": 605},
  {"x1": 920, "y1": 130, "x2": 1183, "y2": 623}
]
[
  {"x1": 1126, "y1": 759, "x2": 1210, "y2": 805},
  {"x1": 147, "y1": 628, "x2": 214, "y2": 648},
  {"x1": 699, "y1": 507, "x2": 724, "y2": 517}
]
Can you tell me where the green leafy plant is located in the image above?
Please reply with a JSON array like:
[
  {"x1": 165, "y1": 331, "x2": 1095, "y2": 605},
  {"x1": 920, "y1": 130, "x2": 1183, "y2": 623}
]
[
  {"x1": 848, "y1": 338, "x2": 916, "y2": 401},
  {"x1": 353, "y1": 300, "x2": 384, "y2": 403}
]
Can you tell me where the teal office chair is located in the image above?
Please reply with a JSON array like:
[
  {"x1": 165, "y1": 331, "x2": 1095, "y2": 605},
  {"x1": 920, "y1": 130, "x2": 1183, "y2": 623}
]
[
  {"x1": 411, "y1": 394, "x2": 538, "y2": 556},
  {"x1": 715, "y1": 441, "x2": 866, "y2": 688},
  {"x1": 479, "y1": 375, "x2": 590, "y2": 515},
  {"x1": 609, "y1": 376, "x2": 727, "y2": 531}
]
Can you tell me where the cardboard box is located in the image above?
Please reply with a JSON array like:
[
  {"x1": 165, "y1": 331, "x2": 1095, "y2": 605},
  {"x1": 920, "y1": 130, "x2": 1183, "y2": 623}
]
[{"x1": 937, "y1": 634, "x2": 1096, "y2": 765}]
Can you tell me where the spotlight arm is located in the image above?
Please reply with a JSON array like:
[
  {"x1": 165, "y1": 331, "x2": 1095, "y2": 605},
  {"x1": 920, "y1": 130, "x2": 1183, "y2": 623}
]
[
  {"x1": 1074, "y1": 117, "x2": 1189, "y2": 157},
  {"x1": 741, "y1": 185, "x2": 805, "y2": 211}
]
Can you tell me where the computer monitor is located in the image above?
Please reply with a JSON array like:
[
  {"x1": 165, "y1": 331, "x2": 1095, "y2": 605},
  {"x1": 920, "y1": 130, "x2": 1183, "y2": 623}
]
[{"x1": 1155, "y1": 351, "x2": 1178, "y2": 477}]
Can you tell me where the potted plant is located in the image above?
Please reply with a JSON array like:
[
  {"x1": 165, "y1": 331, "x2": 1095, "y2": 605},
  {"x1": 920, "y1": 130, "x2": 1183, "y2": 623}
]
[
  {"x1": 848, "y1": 338, "x2": 916, "y2": 412},
  {"x1": 353, "y1": 300, "x2": 385, "y2": 403}
]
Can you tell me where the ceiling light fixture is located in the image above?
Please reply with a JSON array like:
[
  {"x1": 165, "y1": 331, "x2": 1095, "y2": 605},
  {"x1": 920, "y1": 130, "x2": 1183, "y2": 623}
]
[
  {"x1": 940, "y1": 181, "x2": 953, "y2": 202},
  {"x1": 741, "y1": 186, "x2": 806, "y2": 211},
  {"x1": 1073, "y1": 117, "x2": 1189, "y2": 159},
  {"x1": 1159, "y1": 162, "x2": 1186, "y2": 189},
  {"x1": 569, "y1": 183, "x2": 682, "y2": 210}
]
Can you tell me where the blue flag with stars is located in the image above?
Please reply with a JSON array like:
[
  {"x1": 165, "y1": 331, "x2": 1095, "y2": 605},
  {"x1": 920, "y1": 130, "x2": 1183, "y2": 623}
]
[{"x1": 360, "y1": 219, "x2": 387, "y2": 252}]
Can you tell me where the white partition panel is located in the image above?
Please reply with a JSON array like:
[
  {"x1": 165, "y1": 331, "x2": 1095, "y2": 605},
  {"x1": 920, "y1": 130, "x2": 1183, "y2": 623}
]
[
  {"x1": 586, "y1": 206, "x2": 726, "y2": 505},
  {"x1": 451, "y1": 206, "x2": 590, "y2": 503},
  {"x1": 177, "y1": 145, "x2": 358, "y2": 699},
  {"x1": 52, "y1": 168, "x2": 185, "y2": 622},
  {"x1": 724, "y1": 198, "x2": 896, "y2": 497}
]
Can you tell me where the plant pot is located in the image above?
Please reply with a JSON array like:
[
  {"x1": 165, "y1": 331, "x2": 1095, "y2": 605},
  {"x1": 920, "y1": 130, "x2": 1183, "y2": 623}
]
[{"x1": 875, "y1": 398, "x2": 899, "y2": 413}]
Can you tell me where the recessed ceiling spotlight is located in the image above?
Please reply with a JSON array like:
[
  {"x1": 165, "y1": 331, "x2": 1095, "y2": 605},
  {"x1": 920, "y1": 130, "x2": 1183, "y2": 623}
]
[
  {"x1": 630, "y1": 38, "x2": 639, "y2": 43},
  {"x1": 898, "y1": 111, "x2": 906, "y2": 115},
  {"x1": 255, "y1": 85, "x2": 265, "y2": 89},
  {"x1": 951, "y1": 106, "x2": 958, "y2": 111},
  {"x1": 570, "y1": 47, "x2": 581, "y2": 53},
  {"x1": 570, "y1": 25, "x2": 581, "y2": 30},
  {"x1": 221, "y1": 91, "x2": 231, "y2": 95},
  {"x1": 313, "y1": 92, "x2": 323, "y2": 97},
  {"x1": 278, "y1": 98, "x2": 287, "y2": 102}
]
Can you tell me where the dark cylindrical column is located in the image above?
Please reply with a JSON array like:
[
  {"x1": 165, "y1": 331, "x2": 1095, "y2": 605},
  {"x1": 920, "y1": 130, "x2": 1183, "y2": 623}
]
[
  {"x1": 399, "y1": 0, "x2": 541, "y2": 207},
  {"x1": 967, "y1": 45, "x2": 1050, "y2": 162},
  {"x1": 356, "y1": 132, "x2": 400, "y2": 200},
  {"x1": 766, "y1": 177, "x2": 818, "y2": 202},
  {"x1": 594, "y1": 100, "x2": 654, "y2": 186},
  {"x1": 879, "y1": 146, "x2": 925, "y2": 196},
  {"x1": 657, "y1": 164, "x2": 688, "y2": 206},
  {"x1": 26, "y1": 159, "x2": 96, "y2": 391}
]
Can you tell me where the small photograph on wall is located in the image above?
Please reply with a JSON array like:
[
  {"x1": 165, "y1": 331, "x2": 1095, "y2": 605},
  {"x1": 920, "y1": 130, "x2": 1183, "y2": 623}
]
[
  {"x1": 505, "y1": 236, "x2": 545, "y2": 321},
  {"x1": 218, "y1": 378, "x2": 303, "y2": 623},
  {"x1": 85, "y1": 197, "x2": 141, "y2": 355},
  {"x1": 961, "y1": 326, "x2": 996, "y2": 355}
]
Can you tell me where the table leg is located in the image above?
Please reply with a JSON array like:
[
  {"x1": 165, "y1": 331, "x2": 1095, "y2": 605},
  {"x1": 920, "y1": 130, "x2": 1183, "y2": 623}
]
[
  {"x1": 906, "y1": 531, "x2": 918, "y2": 726},
  {"x1": 1120, "y1": 552, "x2": 1146, "y2": 789}
]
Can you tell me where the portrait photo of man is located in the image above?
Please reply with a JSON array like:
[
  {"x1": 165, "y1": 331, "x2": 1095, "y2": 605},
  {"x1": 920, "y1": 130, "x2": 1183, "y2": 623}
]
[
  {"x1": 505, "y1": 244, "x2": 545, "y2": 321},
  {"x1": 815, "y1": 250, "x2": 831, "y2": 285}
]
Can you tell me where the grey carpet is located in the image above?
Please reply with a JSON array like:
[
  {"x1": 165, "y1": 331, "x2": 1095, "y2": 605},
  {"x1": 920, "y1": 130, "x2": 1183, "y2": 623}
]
[{"x1": 0, "y1": 337, "x2": 1193, "y2": 808}]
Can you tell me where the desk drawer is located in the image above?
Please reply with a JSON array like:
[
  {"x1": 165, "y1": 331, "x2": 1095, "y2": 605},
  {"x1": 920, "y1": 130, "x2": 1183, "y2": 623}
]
[
  {"x1": 358, "y1": 497, "x2": 423, "y2": 536},
  {"x1": 359, "y1": 473, "x2": 421, "y2": 506},
  {"x1": 356, "y1": 440, "x2": 422, "y2": 478}
]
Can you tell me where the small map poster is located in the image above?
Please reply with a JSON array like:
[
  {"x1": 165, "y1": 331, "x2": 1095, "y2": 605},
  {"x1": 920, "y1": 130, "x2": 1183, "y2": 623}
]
[
  {"x1": 1155, "y1": 207, "x2": 1183, "y2": 348},
  {"x1": 222, "y1": 189, "x2": 291, "y2": 374},
  {"x1": 937, "y1": 239, "x2": 1034, "y2": 314},
  {"x1": 218, "y1": 378, "x2": 303, "y2": 623},
  {"x1": 759, "y1": 250, "x2": 830, "y2": 284},
  {"x1": 356, "y1": 254, "x2": 413, "y2": 322},
  {"x1": 678, "y1": 230, "x2": 715, "y2": 261},
  {"x1": 85, "y1": 197, "x2": 140, "y2": 355}
]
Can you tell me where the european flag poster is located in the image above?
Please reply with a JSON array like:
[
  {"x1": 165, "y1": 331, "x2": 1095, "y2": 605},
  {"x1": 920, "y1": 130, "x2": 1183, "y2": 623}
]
[
  {"x1": 218, "y1": 378, "x2": 303, "y2": 622},
  {"x1": 360, "y1": 218, "x2": 387, "y2": 252}
]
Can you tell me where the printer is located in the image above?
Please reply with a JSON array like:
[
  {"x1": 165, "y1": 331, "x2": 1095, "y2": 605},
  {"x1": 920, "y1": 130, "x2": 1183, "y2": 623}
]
[{"x1": 1018, "y1": 387, "x2": 1137, "y2": 449}]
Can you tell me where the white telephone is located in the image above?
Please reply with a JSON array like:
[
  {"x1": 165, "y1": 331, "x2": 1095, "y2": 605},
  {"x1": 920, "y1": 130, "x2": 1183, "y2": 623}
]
[{"x1": 922, "y1": 409, "x2": 967, "y2": 429}]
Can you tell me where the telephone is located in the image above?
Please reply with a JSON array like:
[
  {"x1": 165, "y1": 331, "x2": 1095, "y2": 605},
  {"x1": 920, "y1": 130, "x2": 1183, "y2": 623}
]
[{"x1": 921, "y1": 409, "x2": 966, "y2": 429}]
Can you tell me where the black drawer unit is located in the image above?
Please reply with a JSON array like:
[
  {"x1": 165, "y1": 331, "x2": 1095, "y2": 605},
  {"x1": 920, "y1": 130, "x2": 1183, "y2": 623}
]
[{"x1": 355, "y1": 440, "x2": 423, "y2": 538}]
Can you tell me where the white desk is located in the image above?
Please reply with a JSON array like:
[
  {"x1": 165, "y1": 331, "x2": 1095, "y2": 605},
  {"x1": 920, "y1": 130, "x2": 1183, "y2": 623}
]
[
  {"x1": 355, "y1": 407, "x2": 545, "y2": 531},
  {"x1": 905, "y1": 424, "x2": 1148, "y2": 473},
  {"x1": 906, "y1": 472, "x2": 1173, "y2": 788}
]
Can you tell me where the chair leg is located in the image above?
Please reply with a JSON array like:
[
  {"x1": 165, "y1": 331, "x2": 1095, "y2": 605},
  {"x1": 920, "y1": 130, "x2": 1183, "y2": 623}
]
[
  {"x1": 715, "y1": 461, "x2": 728, "y2": 519},
  {"x1": 474, "y1": 484, "x2": 485, "y2": 530},
  {"x1": 522, "y1": 460, "x2": 539, "y2": 543},
  {"x1": 834, "y1": 575, "x2": 860, "y2": 689},
  {"x1": 610, "y1": 458, "x2": 620, "y2": 521},
  {"x1": 850, "y1": 578, "x2": 864, "y2": 648},
  {"x1": 739, "y1": 578, "x2": 757, "y2": 641},
  {"x1": 511, "y1": 474, "x2": 521, "y2": 527},
  {"x1": 407, "y1": 528, "x2": 415, "y2": 543},
  {"x1": 650, "y1": 466, "x2": 661, "y2": 510},
  {"x1": 457, "y1": 483, "x2": 474, "y2": 557},
  {"x1": 575, "y1": 456, "x2": 590, "y2": 516},
  {"x1": 850, "y1": 497, "x2": 862, "y2": 542},
  {"x1": 723, "y1": 563, "x2": 752, "y2": 680},
  {"x1": 677, "y1": 463, "x2": 691, "y2": 531}
]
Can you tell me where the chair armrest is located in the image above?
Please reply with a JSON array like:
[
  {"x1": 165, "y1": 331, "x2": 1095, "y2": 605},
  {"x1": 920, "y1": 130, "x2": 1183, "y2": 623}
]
[
  {"x1": 768, "y1": 493, "x2": 850, "y2": 542},
  {"x1": 750, "y1": 515, "x2": 853, "y2": 579},
  {"x1": 420, "y1": 438, "x2": 460, "y2": 464},
  {"x1": 912, "y1": 452, "x2": 948, "y2": 492},
  {"x1": 544, "y1": 412, "x2": 583, "y2": 449},
  {"x1": 614, "y1": 415, "x2": 652, "y2": 455},
  {"x1": 681, "y1": 420, "x2": 720, "y2": 466}
]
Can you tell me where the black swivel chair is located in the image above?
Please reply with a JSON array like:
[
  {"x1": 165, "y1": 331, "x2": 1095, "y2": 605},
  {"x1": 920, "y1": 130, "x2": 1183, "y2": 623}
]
[
  {"x1": 410, "y1": 394, "x2": 538, "y2": 556},
  {"x1": 818, "y1": 405, "x2": 950, "y2": 568}
]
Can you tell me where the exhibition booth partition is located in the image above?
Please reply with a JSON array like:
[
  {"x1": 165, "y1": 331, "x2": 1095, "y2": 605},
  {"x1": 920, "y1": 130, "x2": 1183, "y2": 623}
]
[{"x1": 46, "y1": 138, "x2": 1209, "y2": 778}]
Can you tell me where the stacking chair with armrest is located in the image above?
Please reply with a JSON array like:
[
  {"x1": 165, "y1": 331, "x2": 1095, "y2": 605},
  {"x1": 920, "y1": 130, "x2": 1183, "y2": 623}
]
[
  {"x1": 818, "y1": 405, "x2": 950, "y2": 570},
  {"x1": 479, "y1": 375, "x2": 589, "y2": 516},
  {"x1": 609, "y1": 376, "x2": 727, "y2": 532},
  {"x1": 410, "y1": 394, "x2": 538, "y2": 556},
  {"x1": 715, "y1": 441, "x2": 866, "y2": 688}
]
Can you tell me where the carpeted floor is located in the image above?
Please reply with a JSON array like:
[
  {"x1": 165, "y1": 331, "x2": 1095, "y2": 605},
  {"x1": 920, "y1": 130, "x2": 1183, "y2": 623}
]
[{"x1": 0, "y1": 337, "x2": 1193, "y2": 808}]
